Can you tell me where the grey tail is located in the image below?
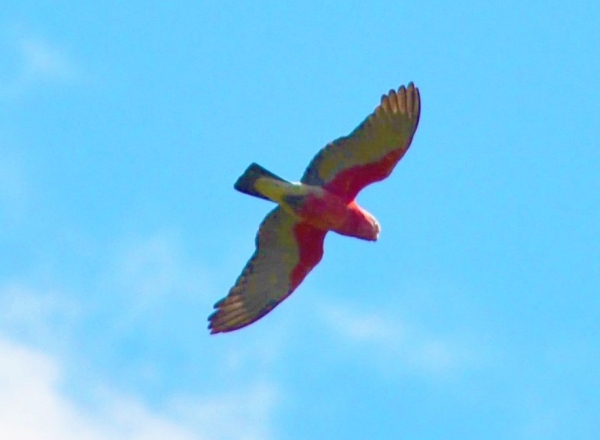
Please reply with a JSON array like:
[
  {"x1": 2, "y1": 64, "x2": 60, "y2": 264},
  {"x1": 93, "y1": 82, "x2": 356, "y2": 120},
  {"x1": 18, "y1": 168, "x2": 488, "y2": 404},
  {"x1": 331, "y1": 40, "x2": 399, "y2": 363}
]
[{"x1": 234, "y1": 163, "x2": 288, "y2": 201}]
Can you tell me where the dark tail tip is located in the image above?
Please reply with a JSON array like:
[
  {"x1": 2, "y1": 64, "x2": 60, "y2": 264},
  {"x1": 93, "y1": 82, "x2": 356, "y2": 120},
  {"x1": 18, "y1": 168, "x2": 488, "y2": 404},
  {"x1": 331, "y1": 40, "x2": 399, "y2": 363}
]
[{"x1": 234, "y1": 163, "x2": 286, "y2": 201}]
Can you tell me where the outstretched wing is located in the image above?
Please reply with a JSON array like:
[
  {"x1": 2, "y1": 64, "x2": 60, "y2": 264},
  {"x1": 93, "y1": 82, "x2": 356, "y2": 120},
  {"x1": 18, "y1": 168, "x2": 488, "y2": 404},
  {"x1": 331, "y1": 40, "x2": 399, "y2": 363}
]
[
  {"x1": 301, "y1": 83, "x2": 421, "y2": 201},
  {"x1": 209, "y1": 207, "x2": 327, "y2": 333}
]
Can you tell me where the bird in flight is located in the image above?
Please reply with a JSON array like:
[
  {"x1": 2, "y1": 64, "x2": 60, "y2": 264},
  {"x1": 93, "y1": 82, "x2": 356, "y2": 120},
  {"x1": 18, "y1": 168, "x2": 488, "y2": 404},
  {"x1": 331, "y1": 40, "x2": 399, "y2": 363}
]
[{"x1": 209, "y1": 83, "x2": 421, "y2": 334}]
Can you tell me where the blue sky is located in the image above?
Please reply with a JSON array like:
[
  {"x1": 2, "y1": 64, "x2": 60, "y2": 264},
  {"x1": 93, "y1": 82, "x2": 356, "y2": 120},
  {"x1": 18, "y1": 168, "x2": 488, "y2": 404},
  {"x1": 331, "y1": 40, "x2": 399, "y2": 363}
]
[{"x1": 1, "y1": 1, "x2": 599, "y2": 438}]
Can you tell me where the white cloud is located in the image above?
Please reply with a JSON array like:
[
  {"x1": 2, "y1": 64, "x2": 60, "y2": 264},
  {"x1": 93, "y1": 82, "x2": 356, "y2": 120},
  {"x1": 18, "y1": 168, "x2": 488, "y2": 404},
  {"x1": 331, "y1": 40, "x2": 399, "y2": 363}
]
[
  {"x1": 0, "y1": 234, "x2": 282, "y2": 439},
  {"x1": 0, "y1": 337, "x2": 277, "y2": 440},
  {"x1": 319, "y1": 301, "x2": 478, "y2": 377}
]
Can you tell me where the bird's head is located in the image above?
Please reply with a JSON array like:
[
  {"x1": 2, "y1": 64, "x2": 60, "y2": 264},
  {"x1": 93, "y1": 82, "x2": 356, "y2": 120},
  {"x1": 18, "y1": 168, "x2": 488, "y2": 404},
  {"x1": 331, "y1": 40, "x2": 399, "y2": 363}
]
[
  {"x1": 362, "y1": 211, "x2": 381, "y2": 241},
  {"x1": 351, "y1": 206, "x2": 380, "y2": 242}
]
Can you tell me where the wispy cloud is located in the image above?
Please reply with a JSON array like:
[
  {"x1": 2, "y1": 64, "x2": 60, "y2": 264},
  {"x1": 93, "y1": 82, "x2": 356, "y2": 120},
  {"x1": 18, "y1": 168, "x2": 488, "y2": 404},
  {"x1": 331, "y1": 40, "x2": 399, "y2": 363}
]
[
  {"x1": 0, "y1": 231, "x2": 284, "y2": 439},
  {"x1": 0, "y1": 149, "x2": 28, "y2": 220},
  {"x1": 0, "y1": 230, "x2": 286, "y2": 437},
  {"x1": 168, "y1": 384, "x2": 278, "y2": 440},
  {"x1": 0, "y1": 31, "x2": 78, "y2": 99},
  {"x1": 0, "y1": 337, "x2": 277, "y2": 440},
  {"x1": 0, "y1": 282, "x2": 80, "y2": 346},
  {"x1": 94, "y1": 233, "x2": 213, "y2": 336},
  {"x1": 18, "y1": 37, "x2": 75, "y2": 81},
  {"x1": 318, "y1": 301, "x2": 480, "y2": 377},
  {"x1": 107, "y1": 234, "x2": 210, "y2": 301}
]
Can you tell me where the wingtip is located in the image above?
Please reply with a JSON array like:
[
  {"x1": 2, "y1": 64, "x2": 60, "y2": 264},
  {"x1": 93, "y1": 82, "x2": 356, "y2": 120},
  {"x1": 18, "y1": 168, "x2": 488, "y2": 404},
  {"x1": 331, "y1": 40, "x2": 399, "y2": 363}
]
[
  {"x1": 208, "y1": 313, "x2": 228, "y2": 334},
  {"x1": 381, "y1": 83, "x2": 419, "y2": 110},
  {"x1": 396, "y1": 82, "x2": 420, "y2": 121}
]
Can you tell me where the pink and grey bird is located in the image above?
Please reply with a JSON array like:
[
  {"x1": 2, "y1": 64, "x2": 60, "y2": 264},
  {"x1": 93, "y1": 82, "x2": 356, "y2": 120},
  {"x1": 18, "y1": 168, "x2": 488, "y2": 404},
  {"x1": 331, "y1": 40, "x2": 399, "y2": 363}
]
[{"x1": 209, "y1": 83, "x2": 421, "y2": 334}]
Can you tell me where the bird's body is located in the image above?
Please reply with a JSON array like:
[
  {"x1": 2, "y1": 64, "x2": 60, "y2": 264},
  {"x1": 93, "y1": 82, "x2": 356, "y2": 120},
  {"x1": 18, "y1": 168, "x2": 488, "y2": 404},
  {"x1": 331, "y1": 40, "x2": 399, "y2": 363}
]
[
  {"x1": 252, "y1": 174, "x2": 379, "y2": 241},
  {"x1": 209, "y1": 83, "x2": 421, "y2": 334}
]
